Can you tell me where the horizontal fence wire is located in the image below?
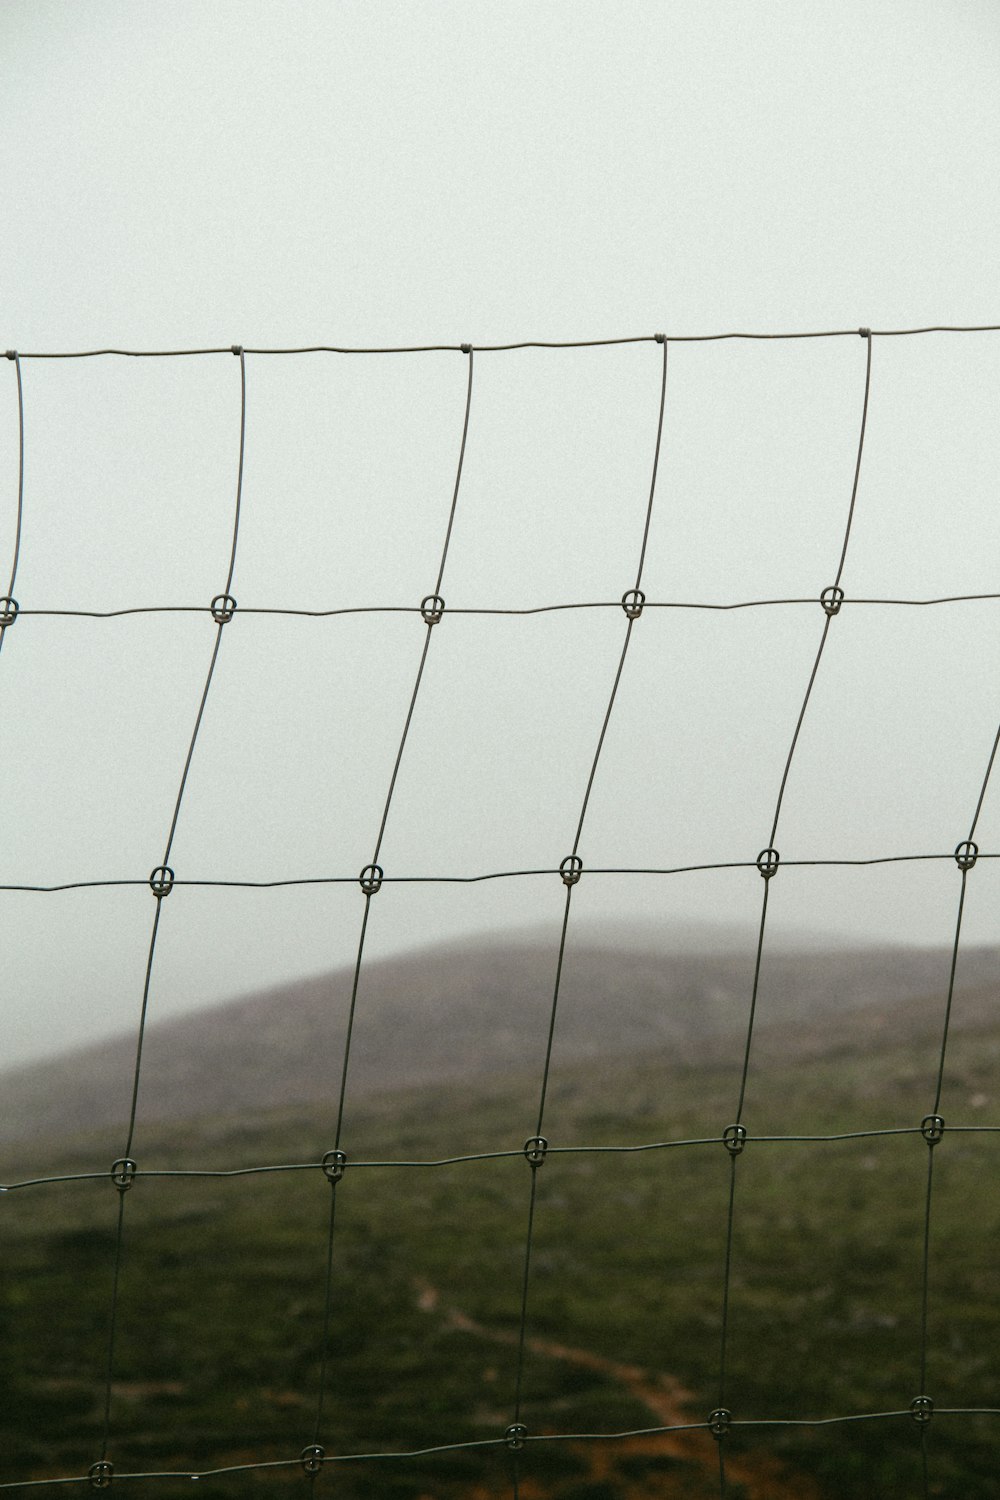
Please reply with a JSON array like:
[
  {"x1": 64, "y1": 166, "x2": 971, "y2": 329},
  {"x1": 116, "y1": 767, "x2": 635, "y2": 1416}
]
[
  {"x1": 8, "y1": 592, "x2": 1000, "y2": 617},
  {"x1": 2, "y1": 326, "x2": 999, "y2": 1495},
  {"x1": 6, "y1": 321, "x2": 1000, "y2": 359},
  {"x1": 0, "y1": 849, "x2": 998, "y2": 895},
  {"x1": 3, "y1": 1412, "x2": 1000, "y2": 1493},
  {"x1": 6, "y1": 1123, "x2": 1000, "y2": 1194}
]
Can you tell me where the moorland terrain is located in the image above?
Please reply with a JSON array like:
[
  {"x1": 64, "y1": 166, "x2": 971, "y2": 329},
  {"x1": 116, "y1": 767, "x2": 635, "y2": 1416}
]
[{"x1": 2, "y1": 926, "x2": 999, "y2": 1498}]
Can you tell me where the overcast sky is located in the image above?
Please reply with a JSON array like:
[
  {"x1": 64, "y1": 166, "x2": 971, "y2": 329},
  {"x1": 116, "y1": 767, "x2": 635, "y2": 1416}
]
[{"x1": 2, "y1": 1, "x2": 1000, "y2": 1067}]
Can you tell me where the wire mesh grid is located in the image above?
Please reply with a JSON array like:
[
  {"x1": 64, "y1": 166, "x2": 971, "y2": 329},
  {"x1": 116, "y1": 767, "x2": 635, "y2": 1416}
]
[{"x1": 1, "y1": 327, "x2": 999, "y2": 1497}]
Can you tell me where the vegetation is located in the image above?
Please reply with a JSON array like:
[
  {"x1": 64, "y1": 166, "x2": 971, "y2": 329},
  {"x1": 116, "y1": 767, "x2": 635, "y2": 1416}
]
[{"x1": 3, "y1": 978, "x2": 999, "y2": 1497}]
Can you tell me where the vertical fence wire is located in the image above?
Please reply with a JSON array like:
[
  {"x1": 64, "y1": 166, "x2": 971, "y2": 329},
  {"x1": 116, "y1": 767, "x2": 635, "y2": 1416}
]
[
  {"x1": 714, "y1": 329, "x2": 873, "y2": 1497},
  {"x1": 308, "y1": 347, "x2": 475, "y2": 1472},
  {"x1": 916, "y1": 714, "x2": 1000, "y2": 1496},
  {"x1": 509, "y1": 336, "x2": 668, "y2": 1494},
  {"x1": 95, "y1": 347, "x2": 248, "y2": 1479},
  {"x1": 0, "y1": 353, "x2": 24, "y2": 661}
]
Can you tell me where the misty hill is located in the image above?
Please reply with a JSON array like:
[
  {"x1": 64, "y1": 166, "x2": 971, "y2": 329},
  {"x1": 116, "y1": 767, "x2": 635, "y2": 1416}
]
[
  {"x1": 3, "y1": 924, "x2": 998, "y2": 1146},
  {"x1": 5, "y1": 929, "x2": 1000, "y2": 1498}
]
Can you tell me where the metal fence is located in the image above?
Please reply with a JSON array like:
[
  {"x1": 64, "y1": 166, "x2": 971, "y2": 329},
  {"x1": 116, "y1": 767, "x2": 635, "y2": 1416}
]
[{"x1": 2, "y1": 325, "x2": 999, "y2": 1497}]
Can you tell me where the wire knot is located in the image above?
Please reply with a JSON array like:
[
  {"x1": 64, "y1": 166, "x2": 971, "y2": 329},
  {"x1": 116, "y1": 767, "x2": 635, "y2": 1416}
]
[
  {"x1": 4, "y1": 350, "x2": 17, "y2": 361},
  {"x1": 708, "y1": 1407, "x2": 731, "y2": 1439},
  {"x1": 299, "y1": 1444, "x2": 325, "y2": 1473},
  {"x1": 820, "y1": 585, "x2": 845, "y2": 617},
  {"x1": 621, "y1": 588, "x2": 646, "y2": 620},
  {"x1": 210, "y1": 593, "x2": 237, "y2": 624},
  {"x1": 910, "y1": 1395, "x2": 934, "y2": 1425},
  {"x1": 322, "y1": 1149, "x2": 347, "y2": 1183},
  {"x1": 231, "y1": 345, "x2": 243, "y2": 356},
  {"x1": 858, "y1": 327, "x2": 871, "y2": 338},
  {"x1": 723, "y1": 1124, "x2": 747, "y2": 1157},
  {"x1": 111, "y1": 1158, "x2": 137, "y2": 1192},
  {"x1": 756, "y1": 848, "x2": 779, "y2": 880},
  {"x1": 954, "y1": 840, "x2": 978, "y2": 872},
  {"x1": 359, "y1": 864, "x2": 383, "y2": 896},
  {"x1": 460, "y1": 343, "x2": 473, "y2": 354},
  {"x1": 504, "y1": 1422, "x2": 528, "y2": 1451},
  {"x1": 524, "y1": 1136, "x2": 548, "y2": 1167},
  {"x1": 149, "y1": 866, "x2": 175, "y2": 899},
  {"x1": 653, "y1": 332, "x2": 666, "y2": 344},
  {"x1": 921, "y1": 1114, "x2": 945, "y2": 1145},
  {"x1": 0, "y1": 597, "x2": 19, "y2": 627},
  {"x1": 88, "y1": 1461, "x2": 114, "y2": 1489},
  {"x1": 560, "y1": 855, "x2": 583, "y2": 887},
  {"x1": 420, "y1": 594, "x2": 445, "y2": 625}
]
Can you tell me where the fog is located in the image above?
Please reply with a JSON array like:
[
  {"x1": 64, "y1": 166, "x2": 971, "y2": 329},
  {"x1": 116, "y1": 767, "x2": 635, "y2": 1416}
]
[{"x1": 1, "y1": 2, "x2": 999, "y2": 1066}]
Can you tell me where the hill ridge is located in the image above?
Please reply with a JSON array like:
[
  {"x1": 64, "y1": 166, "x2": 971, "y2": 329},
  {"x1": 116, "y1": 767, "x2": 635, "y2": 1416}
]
[{"x1": 3, "y1": 929, "x2": 998, "y2": 1146}]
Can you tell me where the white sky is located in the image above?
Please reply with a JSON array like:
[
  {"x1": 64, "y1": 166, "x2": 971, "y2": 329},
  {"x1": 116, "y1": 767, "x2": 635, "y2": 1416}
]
[{"x1": 2, "y1": 1, "x2": 1000, "y2": 1066}]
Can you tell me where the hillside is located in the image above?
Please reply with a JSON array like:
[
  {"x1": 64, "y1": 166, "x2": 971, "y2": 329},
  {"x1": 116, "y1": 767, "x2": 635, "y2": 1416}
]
[
  {"x1": 3, "y1": 965, "x2": 1000, "y2": 1500},
  {"x1": 3, "y1": 924, "x2": 999, "y2": 1150}
]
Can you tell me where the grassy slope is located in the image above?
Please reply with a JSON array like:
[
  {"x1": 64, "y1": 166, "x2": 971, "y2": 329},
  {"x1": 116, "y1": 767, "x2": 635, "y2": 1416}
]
[{"x1": 3, "y1": 996, "x2": 1000, "y2": 1499}]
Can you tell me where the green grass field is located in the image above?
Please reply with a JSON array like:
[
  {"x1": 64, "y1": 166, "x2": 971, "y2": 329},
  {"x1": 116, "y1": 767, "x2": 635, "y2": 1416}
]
[{"x1": 3, "y1": 1014, "x2": 999, "y2": 1498}]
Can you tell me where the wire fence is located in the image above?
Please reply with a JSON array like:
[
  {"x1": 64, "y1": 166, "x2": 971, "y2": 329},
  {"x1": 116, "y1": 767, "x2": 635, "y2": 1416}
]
[{"x1": 1, "y1": 326, "x2": 999, "y2": 1496}]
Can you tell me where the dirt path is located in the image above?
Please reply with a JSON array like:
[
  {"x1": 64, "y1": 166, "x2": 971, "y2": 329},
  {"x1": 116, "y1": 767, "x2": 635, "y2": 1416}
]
[{"x1": 416, "y1": 1281, "x2": 823, "y2": 1500}]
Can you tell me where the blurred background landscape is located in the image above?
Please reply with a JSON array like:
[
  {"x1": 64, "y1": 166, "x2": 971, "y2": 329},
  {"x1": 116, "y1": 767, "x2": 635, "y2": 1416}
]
[{"x1": 4, "y1": 921, "x2": 999, "y2": 1497}]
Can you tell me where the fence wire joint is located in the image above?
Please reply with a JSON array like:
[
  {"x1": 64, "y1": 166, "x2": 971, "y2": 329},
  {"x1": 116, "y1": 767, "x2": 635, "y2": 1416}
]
[
  {"x1": 524, "y1": 1136, "x2": 548, "y2": 1167},
  {"x1": 111, "y1": 1158, "x2": 137, "y2": 1192},
  {"x1": 954, "y1": 840, "x2": 978, "y2": 871},
  {"x1": 210, "y1": 593, "x2": 237, "y2": 624},
  {"x1": 322, "y1": 1149, "x2": 347, "y2": 1184},
  {"x1": 708, "y1": 1407, "x2": 731, "y2": 1439},
  {"x1": 299, "y1": 1444, "x2": 325, "y2": 1473},
  {"x1": 149, "y1": 866, "x2": 175, "y2": 899}
]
